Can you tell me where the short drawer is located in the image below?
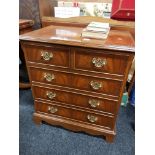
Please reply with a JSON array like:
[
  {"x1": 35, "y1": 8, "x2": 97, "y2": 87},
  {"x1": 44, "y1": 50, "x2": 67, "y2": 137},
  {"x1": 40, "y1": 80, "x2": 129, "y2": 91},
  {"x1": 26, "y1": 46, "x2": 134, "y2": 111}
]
[
  {"x1": 30, "y1": 67, "x2": 122, "y2": 96},
  {"x1": 74, "y1": 49, "x2": 129, "y2": 75},
  {"x1": 35, "y1": 101, "x2": 114, "y2": 129},
  {"x1": 33, "y1": 86, "x2": 117, "y2": 115},
  {"x1": 24, "y1": 44, "x2": 70, "y2": 67}
]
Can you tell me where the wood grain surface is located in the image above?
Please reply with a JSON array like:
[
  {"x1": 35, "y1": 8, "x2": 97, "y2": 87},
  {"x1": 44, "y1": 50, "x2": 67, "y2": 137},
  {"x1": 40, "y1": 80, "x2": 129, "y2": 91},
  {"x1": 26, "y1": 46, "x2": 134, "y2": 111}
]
[
  {"x1": 19, "y1": 25, "x2": 135, "y2": 52},
  {"x1": 30, "y1": 68, "x2": 122, "y2": 96},
  {"x1": 20, "y1": 23, "x2": 134, "y2": 142},
  {"x1": 35, "y1": 100, "x2": 114, "y2": 129},
  {"x1": 32, "y1": 85, "x2": 117, "y2": 115}
]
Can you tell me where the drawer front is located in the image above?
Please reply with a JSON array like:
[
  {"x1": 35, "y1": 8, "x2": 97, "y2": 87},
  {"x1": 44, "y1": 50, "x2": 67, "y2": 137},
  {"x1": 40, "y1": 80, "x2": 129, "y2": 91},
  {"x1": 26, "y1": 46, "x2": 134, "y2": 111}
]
[
  {"x1": 30, "y1": 67, "x2": 121, "y2": 96},
  {"x1": 35, "y1": 101, "x2": 114, "y2": 129},
  {"x1": 33, "y1": 86, "x2": 117, "y2": 114},
  {"x1": 24, "y1": 44, "x2": 70, "y2": 67},
  {"x1": 74, "y1": 50, "x2": 129, "y2": 75}
]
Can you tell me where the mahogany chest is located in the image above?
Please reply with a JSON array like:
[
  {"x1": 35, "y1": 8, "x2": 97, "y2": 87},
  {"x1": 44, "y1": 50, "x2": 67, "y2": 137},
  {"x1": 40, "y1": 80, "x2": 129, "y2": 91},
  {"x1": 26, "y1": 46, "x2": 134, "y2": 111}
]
[{"x1": 20, "y1": 25, "x2": 134, "y2": 142}]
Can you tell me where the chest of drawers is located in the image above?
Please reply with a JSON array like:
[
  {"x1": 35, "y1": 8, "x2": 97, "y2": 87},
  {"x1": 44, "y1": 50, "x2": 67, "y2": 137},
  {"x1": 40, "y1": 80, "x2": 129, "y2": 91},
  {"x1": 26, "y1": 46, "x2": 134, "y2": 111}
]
[{"x1": 20, "y1": 25, "x2": 134, "y2": 143}]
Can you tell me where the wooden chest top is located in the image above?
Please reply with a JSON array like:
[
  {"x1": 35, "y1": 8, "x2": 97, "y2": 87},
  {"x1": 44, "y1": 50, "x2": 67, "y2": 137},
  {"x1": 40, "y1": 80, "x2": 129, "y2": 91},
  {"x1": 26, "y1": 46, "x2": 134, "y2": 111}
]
[{"x1": 19, "y1": 25, "x2": 134, "y2": 52}]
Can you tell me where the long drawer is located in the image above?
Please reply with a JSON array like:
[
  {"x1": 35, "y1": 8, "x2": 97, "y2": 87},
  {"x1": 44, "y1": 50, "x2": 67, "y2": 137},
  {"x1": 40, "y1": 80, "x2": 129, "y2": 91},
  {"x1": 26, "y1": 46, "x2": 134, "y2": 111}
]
[
  {"x1": 35, "y1": 100, "x2": 114, "y2": 129},
  {"x1": 30, "y1": 67, "x2": 122, "y2": 96},
  {"x1": 74, "y1": 49, "x2": 129, "y2": 75},
  {"x1": 32, "y1": 86, "x2": 117, "y2": 115},
  {"x1": 24, "y1": 44, "x2": 70, "y2": 68}
]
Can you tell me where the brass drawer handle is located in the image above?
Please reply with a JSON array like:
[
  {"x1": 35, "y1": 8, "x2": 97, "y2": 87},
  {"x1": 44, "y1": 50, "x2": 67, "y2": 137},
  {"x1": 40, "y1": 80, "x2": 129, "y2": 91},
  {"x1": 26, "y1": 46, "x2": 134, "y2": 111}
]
[
  {"x1": 44, "y1": 73, "x2": 55, "y2": 82},
  {"x1": 88, "y1": 99, "x2": 100, "y2": 108},
  {"x1": 92, "y1": 57, "x2": 107, "y2": 68},
  {"x1": 48, "y1": 106, "x2": 58, "y2": 114},
  {"x1": 90, "y1": 81, "x2": 103, "y2": 90},
  {"x1": 41, "y1": 51, "x2": 53, "y2": 61},
  {"x1": 46, "y1": 91, "x2": 56, "y2": 100},
  {"x1": 87, "y1": 115, "x2": 98, "y2": 123}
]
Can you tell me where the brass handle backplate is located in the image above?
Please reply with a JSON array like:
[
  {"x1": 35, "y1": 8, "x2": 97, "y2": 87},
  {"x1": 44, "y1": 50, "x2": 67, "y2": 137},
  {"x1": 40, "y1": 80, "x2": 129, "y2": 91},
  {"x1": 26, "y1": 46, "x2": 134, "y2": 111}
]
[
  {"x1": 90, "y1": 81, "x2": 103, "y2": 90},
  {"x1": 88, "y1": 99, "x2": 100, "y2": 108},
  {"x1": 41, "y1": 51, "x2": 53, "y2": 61},
  {"x1": 92, "y1": 57, "x2": 107, "y2": 68},
  {"x1": 48, "y1": 106, "x2": 58, "y2": 114},
  {"x1": 46, "y1": 91, "x2": 56, "y2": 100},
  {"x1": 44, "y1": 73, "x2": 55, "y2": 82},
  {"x1": 87, "y1": 115, "x2": 98, "y2": 123}
]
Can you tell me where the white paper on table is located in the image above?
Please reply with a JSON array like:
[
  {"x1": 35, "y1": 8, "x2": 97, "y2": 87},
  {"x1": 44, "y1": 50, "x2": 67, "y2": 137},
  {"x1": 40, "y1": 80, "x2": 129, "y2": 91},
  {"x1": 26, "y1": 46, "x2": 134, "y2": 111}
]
[{"x1": 54, "y1": 7, "x2": 80, "y2": 18}]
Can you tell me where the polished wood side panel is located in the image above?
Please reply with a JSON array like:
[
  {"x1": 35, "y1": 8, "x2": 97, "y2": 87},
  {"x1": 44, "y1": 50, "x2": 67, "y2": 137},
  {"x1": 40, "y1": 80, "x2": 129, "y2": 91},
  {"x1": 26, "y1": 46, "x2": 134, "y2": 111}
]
[
  {"x1": 35, "y1": 101, "x2": 114, "y2": 129},
  {"x1": 32, "y1": 86, "x2": 117, "y2": 115},
  {"x1": 23, "y1": 44, "x2": 70, "y2": 67},
  {"x1": 74, "y1": 49, "x2": 129, "y2": 75},
  {"x1": 30, "y1": 67, "x2": 122, "y2": 96}
]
